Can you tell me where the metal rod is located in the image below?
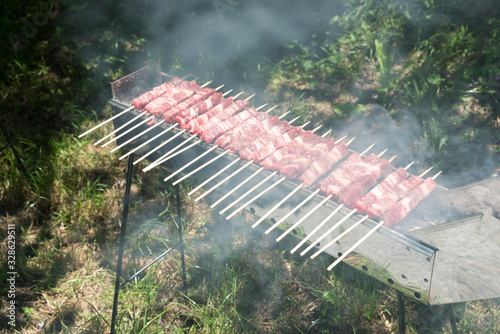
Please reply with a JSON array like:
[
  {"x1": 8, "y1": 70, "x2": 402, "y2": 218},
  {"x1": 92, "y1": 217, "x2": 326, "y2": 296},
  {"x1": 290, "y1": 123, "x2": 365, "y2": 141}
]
[
  {"x1": 101, "y1": 116, "x2": 155, "y2": 148},
  {"x1": 251, "y1": 182, "x2": 304, "y2": 229},
  {"x1": 290, "y1": 204, "x2": 344, "y2": 254},
  {"x1": 195, "y1": 160, "x2": 253, "y2": 202},
  {"x1": 397, "y1": 290, "x2": 406, "y2": 334},
  {"x1": 95, "y1": 111, "x2": 145, "y2": 146},
  {"x1": 111, "y1": 120, "x2": 165, "y2": 153},
  {"x1": 219, "y1": 171, "x2": 279, "y2": 215},
  {"x1": 300, "y1": 209, "x2": 357, "y2": 256},
  {"x1": 110, "y1": 154, "x2": 134, "y2": 334},
  {"x1": 265, "y1": 189, "x2": 321, "y2": 234},
  {"x1": 173, "y1": 150, "x2": 229, "y2": 186},
  {"x1": 119, "y1": 124, "x2": 177, "y2": 160},
  {"x1": 326, "y1": 220, "x2": 384, "y2": 270},
  {"x1": 176, "y1": 184, "x2": 187, "y2": 290},
  {"x1": 188, "y1": 157, "x2": 241, "y2": 196},
  {"x1": 276, "y1": 194, "x2": 333, "y2": 242},
  {"x1": 210, "y1": 167, "x2": 264, "y2": 208},
  {"x1": 310, "y1": 214, "x2": 369, "y2": 259},
  {"x1": 79, "y1": 106, "x2": 133, "y2": 138},
  {"x1": 447, "y1": 303, "x2": 458, "y2": 334},
  {"x1": 226, "y1": 176, "x2": 287, "y2": 220},
  {"x1": 133, "y1": 129, "x2": 186, "y2": 165},
  {"x1": 119, "y1": 241, "x2": 182, "y2": 289},
  {"x1": 164, "y1": 145, "x2": 218, "y2": 183}
]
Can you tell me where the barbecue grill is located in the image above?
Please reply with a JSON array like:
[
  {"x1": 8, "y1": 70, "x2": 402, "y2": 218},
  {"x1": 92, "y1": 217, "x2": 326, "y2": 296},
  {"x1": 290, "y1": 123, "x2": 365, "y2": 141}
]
[{"x1": 84, "y1": 62, "x2": 500, "y2": 332}]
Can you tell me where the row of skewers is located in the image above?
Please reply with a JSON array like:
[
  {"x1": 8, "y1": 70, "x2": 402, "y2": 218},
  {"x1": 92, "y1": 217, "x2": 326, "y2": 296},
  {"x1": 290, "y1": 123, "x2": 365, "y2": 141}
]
[{"x1": 80, "y1": 75, "x2": 441, "y2": 271}]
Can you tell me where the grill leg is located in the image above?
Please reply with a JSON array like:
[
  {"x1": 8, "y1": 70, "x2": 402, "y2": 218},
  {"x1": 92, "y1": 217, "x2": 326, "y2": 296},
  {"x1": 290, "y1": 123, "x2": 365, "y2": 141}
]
[
  {"x1": 397, "y1": 290, "x2": 406, "y2": 334},
  {"x1": 110, "y1": 155, "x2": 134, "y2": 334},
  {"x1": 448, "y1": 304, "x2": 458, "y2": 334},
  {"x1": 175, "y1": 183, "x2": 187, "y2": 289}
]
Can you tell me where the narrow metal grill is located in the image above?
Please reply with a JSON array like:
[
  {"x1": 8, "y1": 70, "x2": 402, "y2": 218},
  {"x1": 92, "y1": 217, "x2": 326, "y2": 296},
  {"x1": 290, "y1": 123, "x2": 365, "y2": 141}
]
[{"x1": 94, "y1": 62, "x2": 500, "y2": 307}]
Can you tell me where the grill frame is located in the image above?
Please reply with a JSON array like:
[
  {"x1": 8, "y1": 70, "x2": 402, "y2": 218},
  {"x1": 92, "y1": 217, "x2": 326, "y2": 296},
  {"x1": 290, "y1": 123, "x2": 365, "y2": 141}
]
[
  {"x1": 109, "y1": 98, "x2": 437, "y2": 304},
  {"x1": 105, "y1": 63, "x2": 500, "y2": 306}
]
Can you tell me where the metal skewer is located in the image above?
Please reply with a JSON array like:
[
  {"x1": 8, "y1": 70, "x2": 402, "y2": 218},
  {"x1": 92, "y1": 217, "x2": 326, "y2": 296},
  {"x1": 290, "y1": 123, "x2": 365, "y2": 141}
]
[
  {"x1": 79, "y1": 106, "x2": 134, "y2": 138},
  {"x1": 327, "y1": 220, "x2": 385, "y2": 271}
]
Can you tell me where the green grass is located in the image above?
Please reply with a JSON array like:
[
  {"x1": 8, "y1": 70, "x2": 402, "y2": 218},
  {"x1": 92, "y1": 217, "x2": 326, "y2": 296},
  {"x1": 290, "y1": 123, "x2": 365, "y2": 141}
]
[{"x1": 1, "y1": 0, "x2": 500, "y2": 333}]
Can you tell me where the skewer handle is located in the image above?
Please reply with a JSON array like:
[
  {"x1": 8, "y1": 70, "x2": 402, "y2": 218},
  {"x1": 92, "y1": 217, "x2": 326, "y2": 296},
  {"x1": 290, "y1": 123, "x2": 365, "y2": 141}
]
[
  {"x1": 225, "y1": 176, "x2": 286, "y2": 220},
  {"x1": 276, "y1": 194, "x2": 333, "y2": 242},
  {"x1": 78, "y1": 106, "x2": 133, "y2": 138},
  {"x1": 251, "y1": 183, "x2": 303, "y2": 229},
  {"x1": 310, "y1": 214, "x2": 368, "y2": 259},
  {"x1": 264, "y1": 189, "x2": 320, "y2": 234},
  {"x1": 173, "y1": 150, "x2": 229, "y2": 186},
  {"x1": 327, "y1": 220, "x2": 384, "y2": 271},
  {"x1": 188, "y1": 157, "x2": 241, "y2": 196},
  {"x1": 290, "y1": 204, "x2": 344, "y2": 254},
  {"x1": 220, "y1": 171, "x2": 278, "y2": 214}
]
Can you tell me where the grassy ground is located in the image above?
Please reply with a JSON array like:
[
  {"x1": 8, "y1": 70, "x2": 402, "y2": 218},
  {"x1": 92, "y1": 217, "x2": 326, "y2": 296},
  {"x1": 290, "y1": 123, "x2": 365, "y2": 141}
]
[{"x1": 1, "y1": 0, "x2": 500, "y2": 333}]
